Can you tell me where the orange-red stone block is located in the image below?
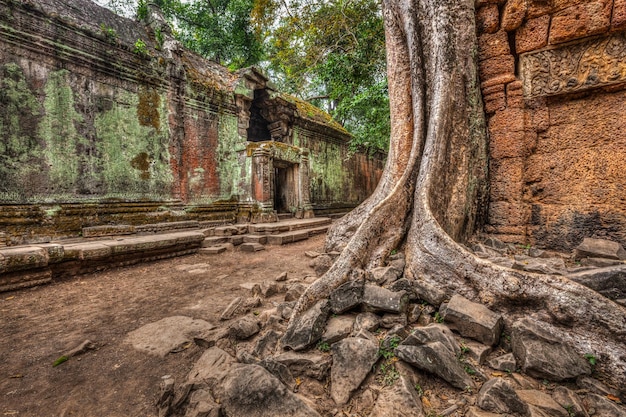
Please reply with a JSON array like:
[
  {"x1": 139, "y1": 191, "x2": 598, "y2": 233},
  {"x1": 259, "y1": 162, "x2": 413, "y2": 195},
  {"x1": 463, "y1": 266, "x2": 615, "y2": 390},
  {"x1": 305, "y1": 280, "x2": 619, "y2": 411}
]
[
  {"x1": 501, "y1": 0, "x2": 528, "y2": 31},
  {"x1": 477, "y1": 4, "x2": 500, "y2": 34},
  {"x1": 515, "y1": 15, "x2": 550, "y2": 53},
  {"x1": 479, "y1": 30, "x2": 511, "y2": 60},
  {"x1": 549, "y1": 1, "x2": 612, "y2": 44}
]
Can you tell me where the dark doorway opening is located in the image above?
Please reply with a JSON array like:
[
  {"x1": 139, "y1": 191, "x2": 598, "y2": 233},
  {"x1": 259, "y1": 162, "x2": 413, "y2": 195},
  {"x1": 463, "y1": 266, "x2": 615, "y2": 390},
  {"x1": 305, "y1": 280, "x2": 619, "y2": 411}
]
[
  {"x1": 273, "y1": 161, "x2": 297, "y2": 214},
  {"x1": 247, "y1": 89, "x2": 271, "y2": 142}
]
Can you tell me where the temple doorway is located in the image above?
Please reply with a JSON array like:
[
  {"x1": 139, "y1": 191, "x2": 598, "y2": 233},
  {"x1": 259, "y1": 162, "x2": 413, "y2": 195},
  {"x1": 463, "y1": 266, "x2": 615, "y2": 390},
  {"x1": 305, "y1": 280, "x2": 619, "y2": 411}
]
[{"x1": 273, "y1": 160, "x2": 298, "y2": 214}]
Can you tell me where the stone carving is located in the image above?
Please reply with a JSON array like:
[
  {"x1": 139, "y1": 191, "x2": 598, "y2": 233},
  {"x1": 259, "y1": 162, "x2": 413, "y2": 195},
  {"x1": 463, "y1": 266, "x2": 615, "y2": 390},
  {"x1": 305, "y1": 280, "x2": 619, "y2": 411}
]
[{"x1": 520, "y1": 32, "x2": 626, "y2": 98}]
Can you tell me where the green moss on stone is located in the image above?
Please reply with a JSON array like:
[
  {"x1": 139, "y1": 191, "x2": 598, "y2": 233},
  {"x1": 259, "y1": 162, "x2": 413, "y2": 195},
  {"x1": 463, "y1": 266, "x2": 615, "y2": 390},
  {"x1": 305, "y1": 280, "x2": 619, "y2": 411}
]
[{"x1": 0, "y1": 63, "x2": 42, "y2": 201}]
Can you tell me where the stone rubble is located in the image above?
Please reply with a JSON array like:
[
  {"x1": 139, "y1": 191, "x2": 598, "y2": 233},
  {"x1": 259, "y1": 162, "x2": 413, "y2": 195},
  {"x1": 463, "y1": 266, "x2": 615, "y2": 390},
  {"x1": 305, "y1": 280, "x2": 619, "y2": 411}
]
[{"x1": 127, "y1": 241, "x2": 626, "y2": 417}]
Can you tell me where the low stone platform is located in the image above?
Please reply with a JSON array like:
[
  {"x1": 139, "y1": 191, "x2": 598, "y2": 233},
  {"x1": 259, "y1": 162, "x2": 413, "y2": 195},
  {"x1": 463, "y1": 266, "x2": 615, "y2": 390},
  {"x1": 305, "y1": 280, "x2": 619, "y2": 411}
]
[
  {"x1": 0, "y1": 217, "x2": 333, "y2": 292},
  {"x1": 0, "y1": 230, "x2": 205, "y2": 292}
]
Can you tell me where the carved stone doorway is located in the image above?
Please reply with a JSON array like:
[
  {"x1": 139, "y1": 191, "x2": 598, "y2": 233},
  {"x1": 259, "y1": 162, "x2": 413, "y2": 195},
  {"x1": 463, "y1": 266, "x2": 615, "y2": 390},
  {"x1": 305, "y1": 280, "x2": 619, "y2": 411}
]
[{"x1": 273, "y1": 161, "x2": 298, "y2": 214}]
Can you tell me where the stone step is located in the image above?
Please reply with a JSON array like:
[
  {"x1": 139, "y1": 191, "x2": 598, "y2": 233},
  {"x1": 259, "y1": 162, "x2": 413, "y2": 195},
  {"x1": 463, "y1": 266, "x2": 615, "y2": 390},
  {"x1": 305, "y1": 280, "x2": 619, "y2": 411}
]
[
  {"x1": 240, "y1": 242, "x2": 265, "y2": 252},
  {"x1": 249, "y1": 217, "x2": 331, "y2": 234},
  {"x1": 266, "y1": 230, "x2": 311, "y2": 245}
]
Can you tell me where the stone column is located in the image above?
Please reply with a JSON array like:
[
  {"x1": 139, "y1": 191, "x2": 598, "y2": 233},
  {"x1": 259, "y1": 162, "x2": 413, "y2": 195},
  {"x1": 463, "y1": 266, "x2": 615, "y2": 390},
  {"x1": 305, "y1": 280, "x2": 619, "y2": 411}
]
[
  {"x1": 298, "y1": 149, "x2": 314, "y2": 218},
  {"x1": 251, "y1": 146, "x2": 278, "y2": 223}
]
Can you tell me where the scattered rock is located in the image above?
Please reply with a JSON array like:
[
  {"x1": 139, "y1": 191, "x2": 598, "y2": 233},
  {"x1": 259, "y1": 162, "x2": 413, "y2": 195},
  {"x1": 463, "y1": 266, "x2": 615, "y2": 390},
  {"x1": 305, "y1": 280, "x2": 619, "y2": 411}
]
[
  {"x1": 281, "y1": 300, "x2": 330, "y2": 351},
  {"x1": 574, "y1": 238, "x2": 626, "y2": 261},
  {"x1": 252, "y1": 329, "x2": 282, "y2": 358},
  {"x1": 411, "y1": 279, "x2": 447, "y2": 307},
  {"x1": 368, "y1": 371, "x2": 424, "y2": 417},
  {"x1": 362, "y1": 284, "x2": 408, "y2": 314},
  {"x1": 387, "y1": 252, "x2": 406, "y2": 275},
  {"x1": 576, "y1": 376, "x2": 621, "y2": 397},
  {"x1": 329, "y1": 278, "x2": 364, "y2": 314},
  {"x1": 487, "y1": 353, "x2": 516, "y2": 372},
  {"x1": 187, "y1": 347, "x2": 235, "y2": 387},
  {"x1": 353, "y1": 311, "x2": 381, "y2": 333},
  {"x1": 126, "y1": 316, "x2": 216, "y2": 357},
  {"x1": 284, "y1": 283, "x2": 307, "y2": 302},
  {"x1": 67, "y1": 339, "x2": 97, "y2": 358},
  {"x1": 584, "y1": 393, "x2": 626, "y2": 417},
  {"x1": 516, "y1": 389, "x2": 568, "y2": 417},
  {"x1": 330, "y1": 336, "x2": 379, "y2": 405},
  {"x1": 368, "y1": 266, "x2": 400, "y2": 285},
  {"x1": 440, "y1": 294, "x2": 503, "y2": 346},
  {"x1": 476, "y1": 378, "x2": 529, "y2": 415},
  {"x1": 274, "y1": 271, "x2": 288, "y2": 282},
  {"x1": 397, "y1": 340, "x2": 474, "y2": 390},
  {"x1": 228, "y1": 316, "x2": 260, "y2": 340},
  {"x1": 511, "y1": 318, "x2": 591, "y2": 381},
  {"x1": 566, "y1": 265, "x2": 626, "y2": 301},
  {"x1": 216, "y1": 364, "x2": 321, "y2": 417},
  {"x1": 321, "y1": 315, "x2": 355, "y2": 344},
  {"x1": 304, "y1": 251, "x2": 320, "y2": 258},
  {"x1": 184, "y1": 389, "x2": 221, "y2": 417},
  {"x1": 259, "y1": 280, "x2": 284, "y2": 298},
  {"x1": 463, "y1": 340, "x2": 492, "y2": 365},
  {"x1": 273, "y1": 351, "x2": 332, "y2": 380},
  {"x1": 220, "y1": 296, "x2": 245, "y2": 320},
  {"x1": 551, "y1": 386, "x2": 589, "y2": 417}
]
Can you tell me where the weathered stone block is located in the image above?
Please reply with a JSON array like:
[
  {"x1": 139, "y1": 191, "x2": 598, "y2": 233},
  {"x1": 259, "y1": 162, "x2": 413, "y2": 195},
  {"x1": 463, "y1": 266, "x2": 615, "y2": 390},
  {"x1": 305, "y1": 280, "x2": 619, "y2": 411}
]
[
  {"x1": 479, "y1": 30, "x2": 511, "y2": 59},
  {"x1": 487, "y1": 353, "x2": 517, "y2": 372},
  {"x1": 501, "y1": 0, "x2": 528, "y2": 31},
  {"x1": 549, "y1": 1, "x2": 612, "y2": 45},
  {"x1": 488, "y1": 107, "x2": 526, "y2": 134},
  {"x1": 243, "y1": 234, "x2": 267, "y2": 244},
  {"x1": 511, "y1": 318, "x2": 592, "y2": 381},
  {"x1": 516, "y1": 390, "x2": 569, "y2": 417},
  {"x1": 574, "y1": 237, "x2": 626, "y2": 260},
  {"x1": 479, "y1": 54, "x2": 516, "y2": 82},
  {"x1": 362, "y1": 285, "x2": 408, "y2": 314},
  {"x1": 490, "y1": 130, "x2": 530, "y2": 159},
  {"x1": 516, "y1": 15, "x2": 550, "y2": 53},
  {"x1": 273, "y1": 351, "x2": 332, "y2": 380},
  {"x1": 240, "y1": 242, "x2": 265, "y2": 252},
  {"x1": 488, "y1": 201, "x2": 527, "y2": 226},
  {"x1": 329, "y1": 278, "x2": 364, "y2": 314},
  {"x1": 330, "y1": 337, "x2": 380, "y2": 405},
  {"x1": 476, "y1": 378, "x2": 529, "y2": 415},
  {"x1": 281, "y1": 300, "x2": 330, "y2": 351},
  {"x1": 440, "y1": 294, "x2": 503, "y2": 346},
  {"x1": 397, "y1": 341, "x2": 474, "y2": 390},
  {"x1": 321, "y1": 315, "x2": 355, "y2": 344},
  {"x1": 477, "y1": 4, "x2": 500, "y2": 34}
]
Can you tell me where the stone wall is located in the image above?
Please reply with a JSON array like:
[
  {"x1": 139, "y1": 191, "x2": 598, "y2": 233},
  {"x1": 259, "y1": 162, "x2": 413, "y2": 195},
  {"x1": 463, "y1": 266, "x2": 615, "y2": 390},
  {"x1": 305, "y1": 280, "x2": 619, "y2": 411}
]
[
  {"x1": 0, "y1": 0, "x2": 384, "y2": 244},
  {"x1": 477, "y1": 0, "x2": 626, "y2": 250}
]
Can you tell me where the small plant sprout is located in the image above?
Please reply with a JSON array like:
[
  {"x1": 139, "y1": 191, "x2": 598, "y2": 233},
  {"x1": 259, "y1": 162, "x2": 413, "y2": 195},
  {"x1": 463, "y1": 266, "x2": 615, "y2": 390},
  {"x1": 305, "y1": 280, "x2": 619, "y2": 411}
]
[
  {"x1": 584, "y1": 353, "x2": 597, "y2": 367},
  {"x1": 316, "y1": 341, "x2": 330, "y2": 353},
  {"x1": 133, "y1": 38, "x2": 148, "y2": 56},
  {"x1": 414, "y1": 384, "x2": 424, "y2": 397},
  {"x1": 434, "y1": 312, "x2": 444, "y2": 323}
]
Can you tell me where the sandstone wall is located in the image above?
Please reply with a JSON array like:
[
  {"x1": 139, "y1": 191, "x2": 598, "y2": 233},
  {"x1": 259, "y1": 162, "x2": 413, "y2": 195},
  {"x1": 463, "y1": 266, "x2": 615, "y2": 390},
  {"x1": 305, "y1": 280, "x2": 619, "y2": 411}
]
[
  {"x1": 0, "y1": 0, "x2": 383, "y2": 244},
  {"x1": 477, "y1": 0, "x2": 626, "y2": 250}
]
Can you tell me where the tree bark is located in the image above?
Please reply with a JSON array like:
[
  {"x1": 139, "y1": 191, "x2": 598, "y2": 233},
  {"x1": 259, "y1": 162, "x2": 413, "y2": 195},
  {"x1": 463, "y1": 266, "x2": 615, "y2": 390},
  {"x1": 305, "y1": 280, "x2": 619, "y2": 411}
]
[{"x1": 285, "y1": 0, "x2": 626, "y2": 386}]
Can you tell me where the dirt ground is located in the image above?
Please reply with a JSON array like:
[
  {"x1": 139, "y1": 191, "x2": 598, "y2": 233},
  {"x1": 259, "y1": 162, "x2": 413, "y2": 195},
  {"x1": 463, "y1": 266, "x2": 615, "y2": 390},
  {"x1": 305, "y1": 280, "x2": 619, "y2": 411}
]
[{"x1": 0, "y1": 234, "x2": 326, "y2": 417}]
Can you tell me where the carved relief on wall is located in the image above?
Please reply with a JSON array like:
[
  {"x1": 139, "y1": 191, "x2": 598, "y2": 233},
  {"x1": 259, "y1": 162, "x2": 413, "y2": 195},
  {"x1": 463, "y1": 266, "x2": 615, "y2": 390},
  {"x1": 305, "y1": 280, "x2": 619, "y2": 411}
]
[{"x1": 520, "y1": 32, "x2": 626, "y2": 98}]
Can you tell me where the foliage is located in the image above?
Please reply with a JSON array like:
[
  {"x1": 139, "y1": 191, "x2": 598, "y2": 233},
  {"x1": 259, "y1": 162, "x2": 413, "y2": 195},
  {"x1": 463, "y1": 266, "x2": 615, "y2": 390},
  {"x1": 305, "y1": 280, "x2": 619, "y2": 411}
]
[
  {"x1": 133, "y1": 38, "x2": 148, "y2": 55},
  {"x1": 584, "y1": 353, "x2": 597, "y2": 367},
  {"x1": 152, "y1": 0, "x2": 264, "y2": 69},
  {"x1": 316, "y1": 341, "x2": 330, "y2": 353},
  {"x1": 262, "y1": 0, "x2": 389, "y2": 152}
]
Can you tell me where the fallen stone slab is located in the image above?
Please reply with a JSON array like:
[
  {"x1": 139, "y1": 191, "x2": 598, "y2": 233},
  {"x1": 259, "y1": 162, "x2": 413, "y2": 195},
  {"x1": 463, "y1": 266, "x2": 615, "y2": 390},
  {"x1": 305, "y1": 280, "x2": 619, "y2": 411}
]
[
  {"x1": 551, "y1": 386, "x2": 589, "y2": 417},
  {"x1": 566, "y1": 265, "x2": 626, "y2": 300},
  {"x1": 353, "y1": 311, "x2": 381, "y2": 333},
  {"x1": 330, "y1": 336, "x2": 380, "y2": 405},
  {"x1": 574, "y1": 238, "x2": 626, "y2": 261},
  {"x1": 368, "y1": 266, "x2": 400, "y2": 285},
  {"x1": 368, "y1": 371, "x2": 424, "y2": 417},
  {"x1": 476, "y1": 378, "x2": 529, "y2": 416},
  {"x1": 487, "y1": 353, "x2": 516, "y2": 372},
  {"x1": 403, "y1": 324, "x2": 460, "y2": 356},
  {"x1": 396, "y1": 341, "x2": 474, "y2": 390},
  {"x1": 202, "y1": 236, "x2": 229, "y2": 247},
  {"x1": 228, "y1": 316, "x2": 261, "y2": 340},
  {"x1": 362, "y1": 284, "x2": 408, "y2": 314},
  {"x1": 187, "y1": 347, "x2": 236, "y2": 387},
  {"x1": 0, "y1": 246, "x2": 50, "y2": 273},
  {"x1": 583, "y1": 393, "x2": 626, "y2": 417},
  {"x1": 321, "y1": 315, "x2": 355, "y2": 344},
  {"x1": 329, "y1": 278, "x2": 364, "y2": 314},
  {"x1": 281, "y1": 300, "x2": 330, "y2": 351},
  {"x1": 240, "y1": 242, "x2": 265, "y2": 252},
  {"x1": 516, "y1": 390, "x2": 568, "y2": 417},
  {"x1": 440, "y1": 294, "x2": 503, "y2": 346},
  {"x1": 511, "y1": 318, "x2": 591, "y2": 381},
  {"x1": 126, "y1": 316, "x2": 217, "y2": 357},
  {"x1": 216, "y1": 364, "x2": 321, "y2": 417},
  {"x1": 0, "y1": 268, "x2": 53, "y2": 293}
]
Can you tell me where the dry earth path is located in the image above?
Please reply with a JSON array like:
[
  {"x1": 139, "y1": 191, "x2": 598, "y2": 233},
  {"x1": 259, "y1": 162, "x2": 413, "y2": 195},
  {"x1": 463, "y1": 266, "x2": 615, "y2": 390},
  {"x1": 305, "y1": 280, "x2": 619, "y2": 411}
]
[{"x1": 0, "y1": 234, "x2": 325, "y2": 417}]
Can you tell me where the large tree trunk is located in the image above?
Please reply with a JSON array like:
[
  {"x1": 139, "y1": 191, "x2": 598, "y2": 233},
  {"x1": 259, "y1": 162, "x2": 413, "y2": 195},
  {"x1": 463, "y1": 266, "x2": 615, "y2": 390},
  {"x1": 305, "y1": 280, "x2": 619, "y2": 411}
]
[{"x1": 285, "y1": 0, "x2": 626, "y2": 385}]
